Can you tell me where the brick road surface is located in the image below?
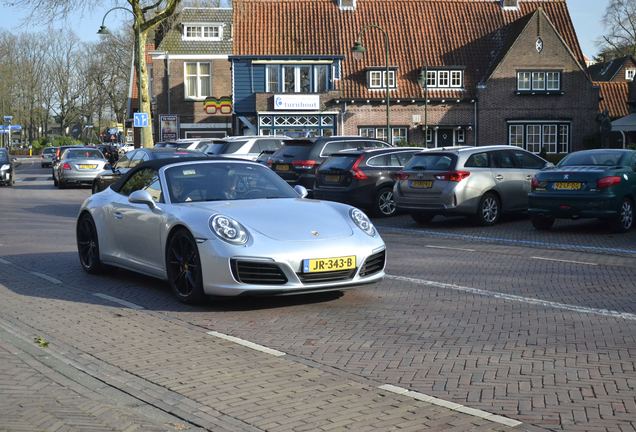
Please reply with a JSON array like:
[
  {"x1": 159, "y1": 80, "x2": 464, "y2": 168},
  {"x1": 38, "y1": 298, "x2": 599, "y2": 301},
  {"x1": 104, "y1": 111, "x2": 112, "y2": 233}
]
[{"x1": 0, "y1": 264, "x2": 519, "y2": 432}]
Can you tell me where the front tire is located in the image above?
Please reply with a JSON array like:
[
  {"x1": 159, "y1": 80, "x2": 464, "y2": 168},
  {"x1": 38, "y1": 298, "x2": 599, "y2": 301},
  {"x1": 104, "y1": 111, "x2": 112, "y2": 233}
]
[
  {"x1": 166, "y1": 229, "x2": 205, "y2": 304},
  {"x1": 76, "y1": 213, "x2": 106, "y2": 274},
  {"x1": 609, "y1": 198, "x2": 634, "y2": 233},
  {"x1": 531, "y1": 215, "x2": 555, "y2": 230},
  {"x1": 474, "y1": 192, "x2": 501, "y2": 226},
  {"x1": 373, "y1": 187, "x2": 397, "y2": 217}
]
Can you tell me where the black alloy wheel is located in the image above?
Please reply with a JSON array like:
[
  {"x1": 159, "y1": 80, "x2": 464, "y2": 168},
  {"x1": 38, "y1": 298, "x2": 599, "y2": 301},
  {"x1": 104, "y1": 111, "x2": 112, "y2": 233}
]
[
  {"x1": 474, "y1": 192, "x2": 501, "y2": 226},
  {"x1": 76, "y1": 213, "x2": 105, "y2": 274},
  {"x1": 531, "y1": 215, "x2": 555, "y2": 230},
  {"x1": 166, "y1": 229, "x2": 205, "y2": 304},
  {"x1": 373, "y1": 187, "x2": 397, "y2": 217},
  {"x1": 610, "y1": 198, "x2": 634, "y2": 233}
]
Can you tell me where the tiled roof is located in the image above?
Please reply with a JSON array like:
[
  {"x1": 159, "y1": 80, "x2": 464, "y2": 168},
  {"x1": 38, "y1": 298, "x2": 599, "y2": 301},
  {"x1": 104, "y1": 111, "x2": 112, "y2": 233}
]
[
  {"x1": 157, "y1": 7, "x2": 232, "y2": 55},
  {"x1": 595, "y1": 81, "x2": 629, "y2": 119},
  {"x1": 233, "y1": 0, "x2": 584, "y2": 100},
  {"x1": 588, "y1": 56, "x2": 636, "y2": 81}
]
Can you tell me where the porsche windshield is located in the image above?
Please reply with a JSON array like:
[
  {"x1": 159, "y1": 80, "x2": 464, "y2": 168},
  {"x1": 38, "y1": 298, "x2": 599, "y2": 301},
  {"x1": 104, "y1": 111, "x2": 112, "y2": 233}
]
[{"x1": 165, "y1": 162, "x2": 299, "y2": 203}]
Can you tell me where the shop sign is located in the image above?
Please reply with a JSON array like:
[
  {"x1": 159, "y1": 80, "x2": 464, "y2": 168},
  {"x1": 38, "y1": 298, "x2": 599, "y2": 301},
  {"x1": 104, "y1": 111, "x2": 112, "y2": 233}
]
[{"x1": 274, "y1": 95, "x2": 320, "y2": 110}]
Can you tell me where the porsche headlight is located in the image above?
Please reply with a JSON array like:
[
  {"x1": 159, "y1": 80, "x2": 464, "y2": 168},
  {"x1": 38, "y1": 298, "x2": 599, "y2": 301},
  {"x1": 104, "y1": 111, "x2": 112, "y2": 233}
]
[
  {"x1": 210, "y1": 215, "x2": 248, "y2": 245},
  {"x1": 350, "y1": 208, "x2": 376, "y2": 237},
  {"x1": 0, "y1": 164, "x2": 9, "y2": 171}
]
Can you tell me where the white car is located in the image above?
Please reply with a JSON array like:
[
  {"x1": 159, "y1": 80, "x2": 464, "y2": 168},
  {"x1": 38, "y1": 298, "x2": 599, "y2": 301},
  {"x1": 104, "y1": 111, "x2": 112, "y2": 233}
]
[{"x1": 76, "y1": 158, "x2": 386, "y2": 303}]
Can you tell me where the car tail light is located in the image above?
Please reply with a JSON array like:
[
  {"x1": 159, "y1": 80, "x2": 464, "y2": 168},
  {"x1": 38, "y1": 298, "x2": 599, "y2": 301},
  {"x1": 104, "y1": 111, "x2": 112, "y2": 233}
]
[
  {"x1": 351, "y1": 155, "x2": 368, "y2": 180},
  {"x1": 62, "y1": 162, "x2": 71, "y2": 170},
  {"x1": 434, "y1": 171, "x2": 470, "y2": 182},
  {"x1": 267, "y1": 159, "x2": 273, "y2": 167},
  {"x1": 597, "y1": 176, "x2": 621, "y2": 189},
  {"x1": 292, "y1": 160, "x2": 317, "y2": 170},
  {"x1": 394, "y1": 171, "x2": 409, "y2": 181}
]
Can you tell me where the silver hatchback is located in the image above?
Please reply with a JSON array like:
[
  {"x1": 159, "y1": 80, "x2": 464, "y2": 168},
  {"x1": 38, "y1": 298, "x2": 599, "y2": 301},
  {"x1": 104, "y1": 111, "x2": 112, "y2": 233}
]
[{"x1": 394, "y1": 145, "x2": 550, "y2": 225}]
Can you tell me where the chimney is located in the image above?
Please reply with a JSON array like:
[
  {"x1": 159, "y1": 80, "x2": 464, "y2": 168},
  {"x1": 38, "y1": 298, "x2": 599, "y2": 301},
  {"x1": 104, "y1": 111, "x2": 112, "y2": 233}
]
[
  {"x1": 501, "y1": 0, "x2": 519, "y2": 9},
  {"x1": 338, "y1": 0, "x2": 356, "y2": 11}
]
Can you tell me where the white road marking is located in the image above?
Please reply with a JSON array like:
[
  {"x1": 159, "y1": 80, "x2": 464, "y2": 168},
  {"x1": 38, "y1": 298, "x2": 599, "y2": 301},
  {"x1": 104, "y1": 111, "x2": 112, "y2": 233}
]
[
  {"x1": 425, "y1": 245, "x2": 476, "y2": 252},
  {"x1": 29, "y1": 272, "x2": 61, "y2": 285},
  {"x1": 0, "y1": 258, "x2": 11, "y2": 265},
  {"x1": 93, "y1": 293, "x2": 145, "y2": 310},
  {"x1": 379, "y1": 384, "x2": 522, "y2": 427},
  {"x1": 387, "y1": 274, "x2": 636, "y2": 321},
  {"x1": 207, "y1": 331, "x2": 286, "y2": 357},
  {"x1": 531, "y1": 256, "x2": 598, "y2": 266}
]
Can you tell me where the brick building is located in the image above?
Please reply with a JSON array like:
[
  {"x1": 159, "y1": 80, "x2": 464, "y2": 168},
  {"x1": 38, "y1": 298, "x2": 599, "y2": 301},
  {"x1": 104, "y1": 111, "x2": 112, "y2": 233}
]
[
  {"x1": 149, "y1": 7, "x2": 233, "y2": 140},
  {"x1": 230, "y1": 0, "x2": 598, "y2": 153}
]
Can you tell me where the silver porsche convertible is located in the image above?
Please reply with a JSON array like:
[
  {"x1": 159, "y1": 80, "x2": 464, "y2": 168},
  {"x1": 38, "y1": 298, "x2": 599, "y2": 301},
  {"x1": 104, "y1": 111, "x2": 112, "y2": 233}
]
[{"x1": 76, "y1": 158, "x2": 386, "y2": 303}]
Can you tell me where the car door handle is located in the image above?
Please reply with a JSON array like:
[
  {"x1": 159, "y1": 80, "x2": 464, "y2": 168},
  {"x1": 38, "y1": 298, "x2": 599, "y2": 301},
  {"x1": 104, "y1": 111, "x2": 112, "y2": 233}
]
[
  {"x1": 526, "y1": 175, "x2": 533, "y2": 180},
  {"x1": 495, "y1": 175, "x2": 504, "y2": 181},
  {"x1": 114, "y1": 212, "x2": 123, "y2": 220}
]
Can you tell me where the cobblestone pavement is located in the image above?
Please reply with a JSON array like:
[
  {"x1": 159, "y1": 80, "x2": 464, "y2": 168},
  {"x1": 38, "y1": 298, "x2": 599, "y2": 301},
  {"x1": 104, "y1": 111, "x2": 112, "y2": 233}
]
[{"x1": 0, "y1": 265, "x2": 519, "y2": 432}]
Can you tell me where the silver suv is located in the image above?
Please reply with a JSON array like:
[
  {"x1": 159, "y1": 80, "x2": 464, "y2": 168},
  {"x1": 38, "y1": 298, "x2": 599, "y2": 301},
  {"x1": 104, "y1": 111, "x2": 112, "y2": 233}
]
[{"x1": 394, "y1": 145, "x2": 550, "y2": 225}]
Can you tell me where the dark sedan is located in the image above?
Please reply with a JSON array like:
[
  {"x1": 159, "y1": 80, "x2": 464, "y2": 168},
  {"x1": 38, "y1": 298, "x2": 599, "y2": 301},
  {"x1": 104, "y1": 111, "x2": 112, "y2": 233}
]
[
  {"x1": 313, "y1": 147, "x2": 421, "y2": 216},
  {"x1": 529, "y1": 149, "x2": 636, "y2": 232},
  {"x1": 91, "y1": 148, "x2": 208, "y2": 193}
]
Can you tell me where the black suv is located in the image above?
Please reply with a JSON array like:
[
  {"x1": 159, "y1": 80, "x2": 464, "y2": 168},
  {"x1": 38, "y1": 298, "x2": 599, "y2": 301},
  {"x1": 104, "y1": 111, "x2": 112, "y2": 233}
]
[
  {"x1": 269, "y1": 136, "x2": 392, "y2": 191},
  {"x1": 313, "y1": 147, "x2": 421, "y2": 217}
]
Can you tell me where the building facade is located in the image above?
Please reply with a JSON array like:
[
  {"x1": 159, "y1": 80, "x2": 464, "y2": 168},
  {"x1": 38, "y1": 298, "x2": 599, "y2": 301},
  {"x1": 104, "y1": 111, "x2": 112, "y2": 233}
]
[
  {"x1": 230, "y1": 0, "x2": 598, "y2": 153},
  {"x1": 150, "y1": 7, "x2": 233, "y2": 140}
]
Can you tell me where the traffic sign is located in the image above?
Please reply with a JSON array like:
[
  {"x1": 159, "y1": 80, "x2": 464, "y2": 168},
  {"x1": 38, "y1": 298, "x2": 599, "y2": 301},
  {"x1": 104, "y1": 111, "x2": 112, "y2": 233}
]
[
  {"x1": 133, "y1": 112, "x2": 149, "y2": 128},
  {"x1": 3, "y1": 116, "x2": 12, "y2": 124}
]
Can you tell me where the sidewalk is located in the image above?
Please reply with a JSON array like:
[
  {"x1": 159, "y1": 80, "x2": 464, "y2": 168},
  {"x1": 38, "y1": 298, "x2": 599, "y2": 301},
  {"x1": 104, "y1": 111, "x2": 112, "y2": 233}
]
[{"x1": 0, "y1": 261, "x2": 529, "y2": 431}]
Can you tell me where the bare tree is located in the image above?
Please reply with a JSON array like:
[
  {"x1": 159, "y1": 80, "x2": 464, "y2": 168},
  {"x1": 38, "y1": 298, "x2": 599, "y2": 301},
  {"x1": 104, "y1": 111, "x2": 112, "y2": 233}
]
[
  {"x1": 11, "y1": 0, "x2": 183, "y2": 147},
  {"x1": 600, "y1": 0, "x2": 636, "y2": 57}
]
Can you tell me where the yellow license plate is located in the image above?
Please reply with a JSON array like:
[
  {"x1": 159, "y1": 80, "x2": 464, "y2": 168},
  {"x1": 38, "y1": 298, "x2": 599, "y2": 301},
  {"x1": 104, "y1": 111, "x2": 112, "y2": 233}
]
[
  {"x1": 411, "y1": 180, "x2": 433, "y2": 188},
  {"x1": 302, "y1": 255, "x2": 356, "y2": 273},
  {"x1": 276, "y1": 164, "x2": 290, "y2": 172},
  {"x1": 554, "y1": 182, "x2": 582, "y2": 191},
  {"x1": 325, "y1": 175, "x2": 341, "y2": 182},
  {"x1": 79, "y1": 164, "x2": 97, "y2": 169}
]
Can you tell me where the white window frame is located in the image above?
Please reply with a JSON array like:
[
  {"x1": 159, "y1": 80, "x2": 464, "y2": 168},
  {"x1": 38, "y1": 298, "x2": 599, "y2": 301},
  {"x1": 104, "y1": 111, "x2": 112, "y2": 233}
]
[
  {"x1": 542, "y1": 125, "x2": 557, "y2": 153},
  {"x1": 438, "y1": 70, "x2": 449, "y2": 87},
  {"x1": 546, "y1": 72, "x2": 560, "y2": 91},
  {"x1": 265, "y1": 65, "x2": 279, "y2": 93},
  {"x1": 517, "y1": 72, "x2": 531, "y2": 91},
  {"x1": 426, "y1": 70, "x2": 436, "y2": 87},
  {"x1": 184, "y1": 62, "x2": 211, "y2": 100},
  {"x1": 509, "y1": 125, "x2": 524, "y2": 147},
  {"x1": 426, "y1": 128, "x2": 434, "y2": 144},
  {"x1": 450, "y1": 70, "x2": 462, "y2": 88},
  {"x1": 456, "y1": 128, "x2": 465, "y2": 143},
  {"x1": 392, "y1": 127, "x2": 408, "y2": 145},
  {"x1": 368, "y1": 70, "x2": 396, "y2": 89},
  {"x1": 626, "y1": 69, "x2": 636, "y2": 81},
  {"x1": 314, "y1": 64, "x2": 329, "y2": 93},
  {"x1": 526, "y1": 124, "x2": 542, "y2": 153},
  {"x1": 531, "y1": 72, "x2": 545, "y2": 91},
  {"x1": 558, "y1": 124, "x2": 569, "y2": 153},
  {"x1": 183, "y1": 23, "x2": 223, "y2": 41}
]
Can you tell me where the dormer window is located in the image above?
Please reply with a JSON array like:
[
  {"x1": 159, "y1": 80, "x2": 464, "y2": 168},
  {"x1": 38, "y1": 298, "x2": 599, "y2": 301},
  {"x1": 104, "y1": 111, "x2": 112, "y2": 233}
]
[
  {"x1": 183, "y1": 23, "x2": 223, "y2": 41},
  {"x1": 367, "y1": 69, "x2": 396, "y2": 89},
  {"x1": 626, "y1": 69, "x2": 635, "y2": 81},
  {"x1": 423, "y1": 69, "x2": 463, "y2": 88},
  {"x1": 517, "y1": 70, "x2": 561, "y2": 93},
  {"x1": 338, "y1": 0, "x2": 356, "y2": 10},
  {"x1": 501, "y1": 0, "x2": 519, "y2": 10}
]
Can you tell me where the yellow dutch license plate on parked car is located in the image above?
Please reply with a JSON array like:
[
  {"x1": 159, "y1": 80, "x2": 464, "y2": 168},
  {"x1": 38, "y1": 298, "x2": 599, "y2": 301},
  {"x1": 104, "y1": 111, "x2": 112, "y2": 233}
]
[
  {"x1": 302, "y1": 255, "x2": 356, "y2": 273},
  {"x1": 276, "y1": 164, "x2": 290, "y2": 172},
  {"x1": 325, "y1": 175, "x2": 341, "y2": 183},
  {"x1": 554, "y1": 182, "x2": 582, "y2": 191},
  {"x1": 410, "y1": 180, "x2": 433, "y2": 188},
  {"x1": 79, "y1": 164, "x2": 97, "y2": 169}
]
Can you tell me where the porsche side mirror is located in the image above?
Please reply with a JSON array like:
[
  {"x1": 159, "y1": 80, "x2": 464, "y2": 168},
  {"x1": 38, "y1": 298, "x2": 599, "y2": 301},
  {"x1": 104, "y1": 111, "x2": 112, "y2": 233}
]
[
  {"x1": 129, "y1": 190, "x2": 156, "y2": 209},
  {"x1": 294, "y1": 185, "x2": 308, "y2": 198}
]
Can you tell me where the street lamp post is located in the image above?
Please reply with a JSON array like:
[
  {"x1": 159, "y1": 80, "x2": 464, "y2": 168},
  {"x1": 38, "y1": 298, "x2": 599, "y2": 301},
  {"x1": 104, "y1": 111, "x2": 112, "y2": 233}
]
[
  {"x1": 417, "y1": 67, "x2": 429, "y2": 148},
  {"x1": 352, "y1": 24, "x2": 391, "y2": 144},
  {"x1": 98, "y1": 7, "x2": 144, "y2": 148}
]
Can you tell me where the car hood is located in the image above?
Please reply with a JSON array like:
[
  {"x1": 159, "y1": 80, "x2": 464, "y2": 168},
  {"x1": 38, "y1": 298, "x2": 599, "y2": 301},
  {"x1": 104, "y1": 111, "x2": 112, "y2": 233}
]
[{"x1": 183, "y1": 198, "x2": 354, "y2": 241}]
